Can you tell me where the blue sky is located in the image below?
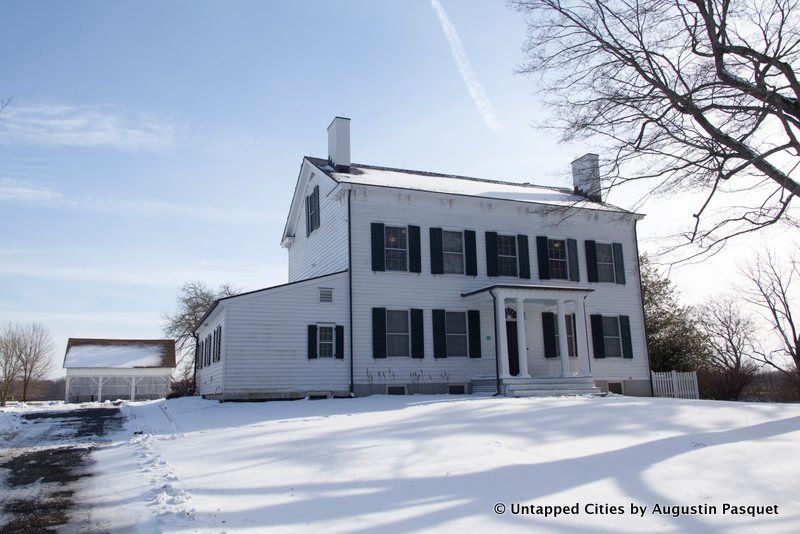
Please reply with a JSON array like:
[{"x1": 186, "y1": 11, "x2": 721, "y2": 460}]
[{"x1": 1, "y1": 1, "x2": 790, "y2": 375}]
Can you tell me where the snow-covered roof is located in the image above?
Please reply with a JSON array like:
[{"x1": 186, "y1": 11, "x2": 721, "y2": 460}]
[
  {"x1": 63, "y1": 338, "x2": 176, "y2": 369},
  {"x1": 305, "y1": 156, "x2": 635, "y2": 214}
]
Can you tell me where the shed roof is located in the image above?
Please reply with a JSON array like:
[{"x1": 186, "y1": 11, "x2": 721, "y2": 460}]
[{"x1": 63, "y1": 338, "x2": 176, "y2": 369}]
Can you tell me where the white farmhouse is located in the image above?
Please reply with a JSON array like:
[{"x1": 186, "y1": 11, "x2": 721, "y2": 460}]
[
  {"x1": 63, "y1": 338, "x2": 176, "y2": 402},
  {"x1": 195, "y1": 117, "x2": 652, "y2": 399}
]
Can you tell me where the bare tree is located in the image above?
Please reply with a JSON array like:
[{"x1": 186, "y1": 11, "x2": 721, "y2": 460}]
[
  {"x1": 163, "y1": 281, "x2": 238, "y2": 379},
  {"x1": 0, "y1": 323, "x2": 23, "y2": 406},
  {"x1": 697, "y1": 297, "x2": 761, "y2": 399},
  {"x1": 15, "y1": 323, "x2": 54, "y2": 402},
  {"x1": 741, "y1": 248, "x2": 800, "y2": 394},
  {"x1": 511, "y1": 0, "x2": 800, "y2": 259}
]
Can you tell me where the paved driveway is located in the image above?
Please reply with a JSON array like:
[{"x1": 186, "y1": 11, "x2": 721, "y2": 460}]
[{"x1": 0, "y1": 406, "x2": 123, "y2": 532}]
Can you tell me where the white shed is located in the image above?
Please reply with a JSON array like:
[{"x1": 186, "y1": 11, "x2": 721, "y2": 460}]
[{"x1": 63, "y1": 338, "x2": 176, "y2": 402}]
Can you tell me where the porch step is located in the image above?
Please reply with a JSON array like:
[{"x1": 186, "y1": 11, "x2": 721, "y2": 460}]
[{"x1": 501, "y1": 376, "x2": 601, "y2": 397}]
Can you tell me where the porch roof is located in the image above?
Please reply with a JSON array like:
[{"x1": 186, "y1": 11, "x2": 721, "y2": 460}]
[{"x1": 461, "y1": 284, "x2": 594, "y2": 298}]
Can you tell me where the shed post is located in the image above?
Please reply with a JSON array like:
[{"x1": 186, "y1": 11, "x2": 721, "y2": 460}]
[
  {"x1": 130, "y1": 376, "x2": 136, "y2": 401},
  {"x1": 64, "y1": 376, "x2": 70, "y2": 403},
  {"x1": 98, "y1": 376, "x2": 103, "y2": 402}
]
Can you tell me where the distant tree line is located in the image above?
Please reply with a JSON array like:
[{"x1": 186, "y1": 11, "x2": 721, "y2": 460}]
[{"x1": 642, "y1": 249, "x2": 799, "y2": 401}]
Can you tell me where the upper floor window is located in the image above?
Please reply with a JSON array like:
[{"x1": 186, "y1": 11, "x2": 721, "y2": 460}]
[
  {"x1": 385, "y1": 226, "x2": 408, "y2": 271},
  {"x1": 595, "y1": 243, "x2": 616, "y2": 283},
  {"x1": 318, "y1": 325, "x2": 335, "y2": 357},
  {"x1": 497, "y1": 234, "x2": 518, "y2": 277},
  {"x1": 442, "y1": 230, "x2": 465, "y2": 274},
  {"x1": 305, "y1": 185, "x2": 320, "y2": 236},
  {"x1": 548, "y1": 239, "x2": 568, "y2": 279}
]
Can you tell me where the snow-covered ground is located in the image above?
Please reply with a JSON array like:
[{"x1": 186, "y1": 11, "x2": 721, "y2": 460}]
[{"x1": 4, "y1": 395, "x2": 800, "y2": 532}]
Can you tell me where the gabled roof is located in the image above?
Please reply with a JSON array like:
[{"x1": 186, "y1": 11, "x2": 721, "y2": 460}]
[
  {"x1": 63, "y1": 338, "x2": 176, "y2": 369},
  {"x1": 303, "y1": 156, "x2": 638, "y2": 215}
]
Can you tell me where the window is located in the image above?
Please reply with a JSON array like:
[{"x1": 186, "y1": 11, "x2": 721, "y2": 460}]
[
  {"x1": 319, "y1": 287, "x2": 333, "y2": 303},
  {"x1": 305, "y1": 185, "x2": 320, "y2": 235},
  {"x1": 596, "y1": 243, "x2": 616, "y2": 282},
  {"x1": 548, "y1": 239, "x2": 568, "y2": 280},
  {"x1": 602, "y1": 316, "x2": 623, "y2": 357},
  {"x1": 442, "y1": 230, "x2": 465, "y2": 274},
  {"x1": 497, "y1": 234, "x2": 518, "y2": 277},
  {"x1": 386, "y1": 310, "x2": 410, "y2": 357},
  {"x1": 318, "y1": 325, "x2": 335, "y2": 358},
  {"x1": 385, "y1": 226, "x2": 408, "y2": 271},
  {"x1": 554, "y1": 314, "x2": 578, "y2": 357},
  {"x1": 445, "y1": 311, "x2": 468, "y2": 357}
]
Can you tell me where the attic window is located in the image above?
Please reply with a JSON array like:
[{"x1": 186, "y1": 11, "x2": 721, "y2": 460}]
[
  {"x1": 305, "y1": 185, "x2": 320, "y2": 236},
  {"x1": 319, "y1": 288, "x2": 333, "y2": 303}
]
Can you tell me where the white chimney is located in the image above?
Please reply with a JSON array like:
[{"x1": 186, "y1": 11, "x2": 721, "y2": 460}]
[
  {"x1": 327, "y1": 116, "x2": 351, "y2": 171},
  {"x1": 571, "y1": 153, "x2": 602, "y2": 201}
]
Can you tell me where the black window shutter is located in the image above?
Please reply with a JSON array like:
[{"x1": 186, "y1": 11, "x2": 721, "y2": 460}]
[
  {"x1": 517, "y1": 235, "x2": 531, "y2": 279},
  {"x1": 335, "y1": 325, "x2": 344, "y2": 359},
  {"x1": 307, "y1": 325, "x2": 318, "y2": 359},
  {"x1": 314, "y1": 186, "x2": 320, "y2": 230},
  {"x1": 571, "y1": 314, "x2": 579, "y2": 357},
  {"x1": 468, "y1": 310, "x2": 481, "y2": 358},
  {"x1": 464, "y1": 230, "x2": 477, "y2": 276},
  {"x1": 371, "y1": 223, "x2": 385, "y2": 272},
  {"x1": 590, "y1": 314, "x2": 605, "y2": 358},
  {"x1": 619, "y1": 315, "x2": 633, "y2": 358},
  {"x1": 305, "y1": 196, "x2": 310, "y2": 237},
  {"x1": 411, "y1": 309, "x2": 424, "y2": 358},
  {"x1": 372, "y1": 308, "x2": 386, "y2": 358},
  {"x1": 485, "y1": 231, "x2": 499, "y2": 277},
  {"x1": 536, "y1": 236, "x2": 550, "y2": 279},
  {"x1": 542, "y1": 312, "x2": 557, "y2": 358},
  {"x1": 432, "y1": 309, "x2": 447, "y2": 358},
  {"x1": 409, "y1": 225, "x2": 421, "y2": 273},
  {"x1": 567, "y1": 239, "x2": 580, "y2": 281},
  {"x1": 429, "y1": 228, "x2": 443, "y2": 274},
  {"x1": 585, "y1": 240, "x2": 598, "y2": 282},
  {"x1": 613, "y1": 243, "x2": 626, "y2": 284}
]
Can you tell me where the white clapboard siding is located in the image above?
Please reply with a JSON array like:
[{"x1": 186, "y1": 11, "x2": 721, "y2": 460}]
[
  {"x1": 287, "y1": 160, "x2": 349, "y2": 282},
  {"x1": 652, "y1": 371, "x2": 699, "y2": 399},
  {"x1": 202, "y1": 271, "x2": 350, "y2": 396},
  {"x1": 348, "y1": 185, "x2": 651, "y2": 384},
  {"x1": 196, "y1": 309, "x2": 226, "y2": 397}
]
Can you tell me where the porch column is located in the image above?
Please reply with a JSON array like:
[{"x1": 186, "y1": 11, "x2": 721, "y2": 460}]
[
  {"x1": 575, "y1": 299, "x2": 591, "y2": 377},
  {"x1": 515, "y1": 298, "x2": 530, "y2": 378},
  {"x1": 556, "y1": 299, "x2": 571, "y2": 377},
  {"x1": 494, "y1": 291, "x2": 510, "y2": 378}
]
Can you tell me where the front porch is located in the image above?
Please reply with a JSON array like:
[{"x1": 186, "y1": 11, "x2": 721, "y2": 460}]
[{"x1": 463, "y1": 284, "x2": 602, "y2": 396}]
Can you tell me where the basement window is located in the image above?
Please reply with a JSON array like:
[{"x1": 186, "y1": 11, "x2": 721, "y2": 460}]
[{"x1": 387, "y1": 385, "x2": 406, "y2": 395}]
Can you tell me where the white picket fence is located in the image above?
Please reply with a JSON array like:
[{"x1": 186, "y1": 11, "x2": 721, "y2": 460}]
[{"x1": 651, "y1": 370, "x2": 699, "y2": 399}]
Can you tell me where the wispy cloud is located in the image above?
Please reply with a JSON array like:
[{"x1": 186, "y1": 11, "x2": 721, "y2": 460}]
[
  {"x1": 430, "y1": 0, "x2": 501, "y2": 131},
  {"x1": 0, "y1": 103, "x2": 176, "y2": 152},
  {"x1": 0, "y1": 179, "x2": 278, "y2": 223}
]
